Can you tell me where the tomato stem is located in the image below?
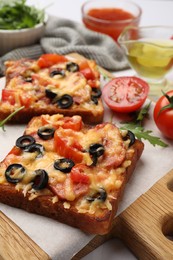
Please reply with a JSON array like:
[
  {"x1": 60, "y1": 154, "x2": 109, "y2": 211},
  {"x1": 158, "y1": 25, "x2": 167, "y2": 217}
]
[{"x1": 158, "y1": 90, "x2": 173, "y2": 116}]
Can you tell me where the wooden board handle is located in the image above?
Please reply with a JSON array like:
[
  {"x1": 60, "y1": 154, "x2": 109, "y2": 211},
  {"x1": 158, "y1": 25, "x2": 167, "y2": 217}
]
[
  {"x1": 111, "y1": 169, "x2": 173, "y2": 259},
  {"x1": 0, "y1": 211, "x2": 50, "y2": 260}
]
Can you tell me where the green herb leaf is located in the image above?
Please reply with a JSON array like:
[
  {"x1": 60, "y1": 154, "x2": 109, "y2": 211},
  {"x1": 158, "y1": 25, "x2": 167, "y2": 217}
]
[
  {"x1": 121, "y1": 124, "x2": 168, "y2": 147},
  {"x1": 120, "y1": 103, "x2": 168, "y2": 147},
  {"x1": 0, "y1": 106, "x2": 24, "y2": 131},
  {"x1": 0, "y1": 0, "x2": 45, "y2": 30},
  {"x1": 136, "y1": 102, "x2": 151, "y2": 122}
]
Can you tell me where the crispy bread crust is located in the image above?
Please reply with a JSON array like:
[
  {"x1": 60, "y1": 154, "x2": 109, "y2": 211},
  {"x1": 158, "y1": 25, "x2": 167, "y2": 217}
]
[
  {"x1": 0, "y1": 139, "x2": 143, "y2": 235},
  {"x1": 0, "y1": 102, "x2": 104, "y2": 124}
]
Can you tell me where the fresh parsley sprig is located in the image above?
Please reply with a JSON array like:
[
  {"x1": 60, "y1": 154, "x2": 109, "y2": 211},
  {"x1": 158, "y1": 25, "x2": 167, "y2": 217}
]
[
  {"x1": 0, "y1": 106, "x2": 24, "y2": 131},
  {"x1": 120, "y1": 102, "x2": 168, "y2": 147}
]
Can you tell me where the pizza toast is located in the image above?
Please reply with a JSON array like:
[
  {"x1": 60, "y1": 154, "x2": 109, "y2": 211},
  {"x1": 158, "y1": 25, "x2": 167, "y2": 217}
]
[
  {"x1": 0, "y1": 114, "x2": 144, "y2": 234},
  {"x1": 0, "y1": 54, "x2": 104, "y2": 124}
]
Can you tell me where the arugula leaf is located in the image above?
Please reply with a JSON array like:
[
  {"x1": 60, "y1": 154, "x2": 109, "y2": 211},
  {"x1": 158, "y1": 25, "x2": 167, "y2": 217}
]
[
  {"x1": 121, "y1": 124, "x2": 168, "y2": 147},
  {"x1": 0, "y1": 106, "x2": 24, "y2": 131},
  {"x1": 120, "y1": 103, "x2": 168, "y2": 147},
  {"x1": 136, "y1": 102, "x2": 151, "y2": 122},
  {"x1": 0, "y1": 0, "x2": 45, "y2": 30}
]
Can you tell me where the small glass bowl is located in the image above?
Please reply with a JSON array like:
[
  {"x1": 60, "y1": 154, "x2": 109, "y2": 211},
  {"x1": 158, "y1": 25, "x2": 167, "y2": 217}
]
[
  {"x1": 81, "y1": 0, "x2": 142, "y2": 42},
  {"x1": 118, "y1": 26, "x2": 173, "y2": 97}
]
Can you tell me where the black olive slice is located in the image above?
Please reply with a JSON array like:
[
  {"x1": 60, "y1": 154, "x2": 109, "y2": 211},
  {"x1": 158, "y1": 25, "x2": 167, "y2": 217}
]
[
  {"x1": 32, "y1": 169, "x2": 48, "y2": 190},
  {"x1": 123, "y1": 130, "x2": 136, "y2": 147},
  {"x1": 90, "y1": 155, "x2": 98, "y2": 167},
  {"x1": 91, "y1": 96, "x2": 98, "y2": 105},
  {"x1": 87, "y1": 188, "x2": 107, "y2": 203},
  {"x1": 5, "y1": 163, "x2": 25, "y2": 184},
  {"x1": 91, "y1": 88, "x2": 102, "y2": 105},
  {"x1": 25, "y1": 77, "x2": 33, "y2": 83},
  {"x1": 50, "y1": 69, "x2": 65, "y2": 78},
  {"x1": 54, "y1": 158, "x2": 75, "y2": 173},
  {"x1": 45, "y1": 89, "x2": 57, "y2": 100},
  {"x1": 89, "y1": 143, "x2": 105, "y2": 158},
  {"x1": 57, "y1": 94, "x2": 73, "y2": 109},
  {"x1": 91, "y1": 88, "x2": 102, "y2": 98},
  {"x1": 37, "y1": 127, "x2": 55, "y2": 140},
  {"x1": 16, "y1": 135, "x2": 35, "y2": 150},
  {"x1": 25, "y1": 143, "x2": 44, "y2": 158},
  {"x1": 66, "y1": 62, "x2": 79, "y2": 72}
]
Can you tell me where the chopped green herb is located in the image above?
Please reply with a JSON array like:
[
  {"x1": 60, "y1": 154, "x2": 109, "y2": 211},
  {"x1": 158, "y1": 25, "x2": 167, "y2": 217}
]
[
  {"x1": 0, "y1": 106, "x2": 24, "y2": 131},
  {"x1": 97, "y1": 67, "x2": 113, "y2": 81},
  {"x1": 0, "y1": 0, "x2": 45, "y2": 30},
  {"x1": 120, "y1": 103, "x2": 168, "y2": 147}
]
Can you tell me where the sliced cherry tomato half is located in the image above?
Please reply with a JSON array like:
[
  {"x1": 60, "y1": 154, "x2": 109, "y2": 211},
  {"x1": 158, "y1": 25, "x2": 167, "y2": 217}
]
[
  {"x1": 102, "y1": 76, "x2": 149, "y2": 113},
  {"x1": 37, "y1": 54, "x2": 68, "y2": 68}
]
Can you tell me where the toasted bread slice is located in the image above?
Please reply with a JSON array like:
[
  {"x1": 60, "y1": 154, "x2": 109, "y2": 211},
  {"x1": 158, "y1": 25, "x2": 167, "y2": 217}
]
[
  {"x1": 0, "y1": 114, "x2": 144, "y2": 234},
  {"x1": 0, "y1": 54, "x2": 104, "y2": 124}
]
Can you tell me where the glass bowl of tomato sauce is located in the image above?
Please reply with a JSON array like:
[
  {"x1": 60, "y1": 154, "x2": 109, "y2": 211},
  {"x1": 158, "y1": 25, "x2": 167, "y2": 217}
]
[{"x1": 81, "y1": 0, "x2": 142, "y2": 42}]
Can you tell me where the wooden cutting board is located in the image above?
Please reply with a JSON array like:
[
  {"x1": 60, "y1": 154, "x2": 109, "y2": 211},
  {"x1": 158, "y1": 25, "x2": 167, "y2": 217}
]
[
  {"x1": 73, "y1": 168, "x2": 173, "y2": 259},
  {"x1": 1, "y1": 169, "x2": 173, "y2": 259}
]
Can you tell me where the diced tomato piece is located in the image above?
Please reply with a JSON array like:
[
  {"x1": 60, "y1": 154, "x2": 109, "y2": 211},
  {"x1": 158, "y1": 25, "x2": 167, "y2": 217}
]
[
  {"x1": 79, "y1": 60, "x2": 96, "y2": 80},
  {"x1": 1, "y1": 89, "x2": 32, "y2": 107},
  {"x1": 54, "y1": 129, "x2": 84, "y2": 163},
  {"x1": 8, "y1": 146, "x2": 21, "y2": 156},
  {"x1": 79, "y1": 60, "x2": 100, "y2": 83},
  {"x1": 37, "y1": 54, "x2": 68, "y2": 68},
  {"x1": 59, "y1": 116, "x2": 82, "y2": 131},
  {"x1": 1, "y1": 89, "x2": 16, "y2": 105},
  {"x1": 80, "y1": 68, "x2": 95, "y2": 80},
  {"x1": 41, "y1": 115, "x2": 82, "y2": 131},
  {"x1": 87, "y1": 79, "x2": 99, "y2": 88},
  {"x1": 20, "y1": 93, "x2": 32, "y2": 107},
  {"x1": 70, "y1": 164, "x2": 90, "y2": 184},
  {"x1": 79, "y1": 60, "x2": 91, "y2": 70}
]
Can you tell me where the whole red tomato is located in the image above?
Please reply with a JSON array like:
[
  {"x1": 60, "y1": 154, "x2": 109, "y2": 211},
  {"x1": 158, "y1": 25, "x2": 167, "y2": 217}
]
[{"x1": 153, "y1": 90, "x2": 173, "y2": 139}]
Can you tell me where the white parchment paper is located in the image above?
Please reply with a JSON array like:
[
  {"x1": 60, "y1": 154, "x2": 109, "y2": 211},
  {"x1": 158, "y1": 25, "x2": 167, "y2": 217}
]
[{"x1": 0, "y1": 74, "x2": 173, "y2": 259}]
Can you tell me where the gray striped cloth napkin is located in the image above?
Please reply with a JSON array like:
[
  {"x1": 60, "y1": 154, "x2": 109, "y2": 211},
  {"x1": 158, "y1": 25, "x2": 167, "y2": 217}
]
[{"x1": 0, "y1": 15, "x2": 128, "y2": 75}]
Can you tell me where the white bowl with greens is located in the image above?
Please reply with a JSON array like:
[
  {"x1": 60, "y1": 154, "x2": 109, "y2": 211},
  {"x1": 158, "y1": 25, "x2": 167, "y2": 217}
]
[{"x1": 0, "y1": 0, "x2": 46, "y2": 56}]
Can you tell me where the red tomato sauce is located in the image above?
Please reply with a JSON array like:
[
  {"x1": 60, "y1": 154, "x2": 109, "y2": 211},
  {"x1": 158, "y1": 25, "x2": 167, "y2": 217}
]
[{"x1": 83, "y1": 8, "x2": 137, "y2": 41}]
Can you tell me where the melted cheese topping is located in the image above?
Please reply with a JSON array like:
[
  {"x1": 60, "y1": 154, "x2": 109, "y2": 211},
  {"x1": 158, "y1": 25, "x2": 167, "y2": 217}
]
[
  {"x1": 3, "y1": 57, "x2": 102, "y2": 115},
  {"x1": 0, "y1": 115, "x2": 136, "y2": 216}
]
